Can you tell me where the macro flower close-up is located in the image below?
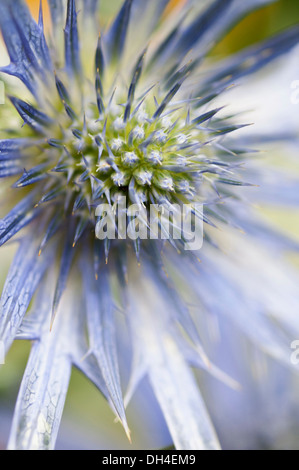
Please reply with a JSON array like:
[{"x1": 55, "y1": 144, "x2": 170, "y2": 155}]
[{"x1": 0, "y1": 0, "x2": 299, "y2": 451}]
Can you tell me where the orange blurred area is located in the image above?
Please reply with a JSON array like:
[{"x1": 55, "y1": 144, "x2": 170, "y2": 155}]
[
  {"x1": 163, "y1": 0, "x2": 187, "y2": 18},
  {"x1": 26, "y1": 0, "x2": 49, "y2": 21},
  {"x1": 26, "y1": 0, "x2": 185, "y2": 19},
  {"x1": 22, "y1": 1, "x2": 299, "y2": 57}
]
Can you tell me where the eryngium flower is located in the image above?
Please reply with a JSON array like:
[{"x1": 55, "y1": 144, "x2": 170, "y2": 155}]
[{"x1": 0, "y1": 0, "x2": 299, "y2": 450}]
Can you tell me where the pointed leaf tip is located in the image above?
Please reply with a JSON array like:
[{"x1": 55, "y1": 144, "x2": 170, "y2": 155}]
[
  {"x1": 105, "y1": 0, "x2": 134, "y2": 63},
  {"x1": 65, "y1": 0, "x2": 81, "y2": 76}
]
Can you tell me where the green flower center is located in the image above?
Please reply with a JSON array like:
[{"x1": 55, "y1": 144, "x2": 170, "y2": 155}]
[{"x1": 32, "y1": 94, "x2": 200, "y2": 221}]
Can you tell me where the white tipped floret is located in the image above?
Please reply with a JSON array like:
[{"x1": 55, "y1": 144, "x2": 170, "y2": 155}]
[
  {"x1": 122, "y1": 151, "x2": 139, "y2": 166},
  {"x1": 96, "y1": 160, "x2": 111, "y2": 173},
  {"x1": 177, "y1": 133, "x2": 188, "y2": 145},
  {"x1": 176, "y1": 156, "x2": 188, "y2": 167},
  {"x1": 161, "y1": 116, "x2": 173, "y2": 129},
  {"x1": 109, "y1": 104, "x2": 121, "y2": 116},
  {"x1": 113, "y1": 117, "x2": 126, "y2": 131},
  {"x1": 135, "y1": 170, "x2": 153, "y2": 186},
  {"x1": 147, "y1": 150, "x2": 162, "y2": 165},
  {"x1": 88, "y1": 120, "x2": 101, "y2": 133},
  {"x1": 136, "y1": 190, "x2": 147, "y2": 203},
  {"x1": 111, "y1": 138, "x2": 124, "y2": 151},
  {"x1": 155, "y1": 130, "x2": 168, "y2": 144},
  {"x1": 132, "y1": 126, "x2": 145, "y2": 141},
  {"x1": 136, "y1": 109, "x2": 148, "y2": 124},
  {"x1": 112, "y1": 171, "x2": 128, "y2": 187},
  {"x1": 159, "y1": 176, "x2": 174, "y2": 191},
  {"x1": 177, "y1": 180, "x2": 191, "y2": 194},
  {"x1": 73, "y1": 140, "x2": 86, "y2": 152}
]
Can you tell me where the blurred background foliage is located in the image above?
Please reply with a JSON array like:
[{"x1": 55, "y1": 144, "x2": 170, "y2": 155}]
[
  {"x1": 26, "y1": 0, "x2": 299, "y2": 54},
  {"x1": 0, "y1": 0, "x2": 299, "y2": 450}
]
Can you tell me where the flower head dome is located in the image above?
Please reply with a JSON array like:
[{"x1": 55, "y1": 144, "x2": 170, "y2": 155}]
[{"x1": 0, "y1": 0, "x2": 299, "y2": 450}]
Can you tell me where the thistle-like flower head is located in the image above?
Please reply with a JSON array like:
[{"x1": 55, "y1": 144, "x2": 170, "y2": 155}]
[{"x1": 0, "y1": 0, "x2": 299, "y2": 450}]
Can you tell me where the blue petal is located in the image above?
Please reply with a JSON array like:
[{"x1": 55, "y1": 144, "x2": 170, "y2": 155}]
[
  {"x1": 160, "y1": 0, "x2": 279, "y2": 65},
  {"x1": 124, "y1": 48, "x2": 147, "y2": 122},
  {"x1": 51, "y1": 224, "x2": 75, "y2": 326},
  {"x1": 64, "y1": 0, "x2": 82, "y2": 76},
  {"x1": 132, "y1": 0, "x2": 169, "y2": 22},
  {"x1": 8, "y1": 338, "x2": 71, "y2": 450},
  {"x1": 7, "y1": 287, "x2": 71, "y2": 450},
  {"x1": 124, "y1": 0, "x2": 171, "y2": 62},
  {"x1": 0, "y1": 191, "x2": 40, "y2": 247},
  {"x1": 148, "y1": 336, "x2": 221, "y2": 450},
  {"x1": 126, "y1": 271, "x2": 220, "y2": 450},
  {"x1": 176, "y1": 0, "x2": 234, "y2": 57},
  {"x1": 0, "y1": 235, "x2": 55, "y2": 351},
  {"x1": 10, "y1": 96, "x2": 54, "y2": 133},
  {"x1": 11, "y1": 274, "x2": 110, "y2": 450},
  {"x1": 83, "y1": 0, "x2": 99, "y2": 15},
  {"x1": 81, "y1": 256, "x2": 129, "y2": 437},
  {"x1": 0, "y1": 139, "x2": 33, "y2": 155},
  {"x1": 0, "y1": 0, "x2": 52, "y2": 92},
  {"x1": 0, "y1": 161, "x2": 22, "y2": 178},
  {"x1": 200, "y1": 25, "x2": 299, "y2": 94},
  {"x1": 47, "y1": 0, "x2": 64, "y2": 28},
  {"x1": 13, "y1": 163, "x2": 49, "y2": 188},
  {"x1": 186, "y1": 251, "x2": 297, "y2": 366},
  {"x1": 105, "y1": 0, "x2": 133, "y2": 63}
]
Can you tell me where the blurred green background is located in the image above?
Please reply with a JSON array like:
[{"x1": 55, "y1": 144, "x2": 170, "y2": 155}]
[
  {"x1": 0, "y1": 0, "x2": 299, "y2": 450},
  {"x1": 26, "y1": 0, "x2": 299, "y2": 55},
  {"x1": 214, "y1": 0, "x2": 299, "y2": 54}
]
